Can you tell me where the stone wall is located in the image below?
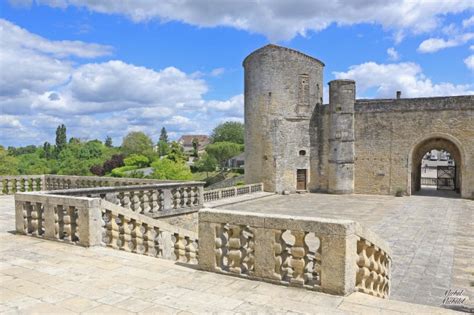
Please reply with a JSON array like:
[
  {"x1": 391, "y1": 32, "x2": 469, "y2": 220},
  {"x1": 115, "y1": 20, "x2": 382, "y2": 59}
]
[
  {"x1": 243, "y1": 44, "x2": 474, "y2": 199},
  {"x1": 244, "y1": 44, "x2": 324, "y2": 193},
  {"x1": 15, "y1": 191, "x2": 199, "y2": 264},
  {"x1": 198, "y1": 208, "x2": 392, "y2": 298},
  {"x1": 352, "y1": 96, "x2": 474, "y2": 198}
]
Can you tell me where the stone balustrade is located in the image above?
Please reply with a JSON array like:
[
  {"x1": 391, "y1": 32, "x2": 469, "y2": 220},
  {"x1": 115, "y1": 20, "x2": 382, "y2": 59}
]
[
  {"x1": 203, "y1": 183, "x2": 264, "y2": 202},
  {"x1": 15, "y1": 192, "x2": 199, "y2": 264},
  {"x1": 1, "y1": 174, "x2": 179, "y2": 195},
  {"x1": 15, "y1": 193, "x2": 103, "y2": 247},
  {"x1": 45, "y1": 182, "x2": 204, "y2": 218},
  {"x1": 1, "y1": 175, "x2": 45, "y2": 195},
  {"x1": 198, "y1": 208, "x2": 391, "y2": 298}
]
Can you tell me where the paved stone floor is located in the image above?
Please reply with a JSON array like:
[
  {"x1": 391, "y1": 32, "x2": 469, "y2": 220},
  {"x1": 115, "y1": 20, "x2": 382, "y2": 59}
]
[
  {"x1": 220, "y1": 190, "x2": 474, "y2": 308},
  {"x1": 0, "y1": 195, "x2": 464, "y2": 314}
]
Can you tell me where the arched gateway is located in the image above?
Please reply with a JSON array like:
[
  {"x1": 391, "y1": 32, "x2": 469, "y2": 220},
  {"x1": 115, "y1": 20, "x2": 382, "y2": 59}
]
[
  {"x1": 409, "y1": 134, "x2": 464, "y2": 195},
  {"x1": 244, "y1": 44, "x2": 474, "y2": 199}
]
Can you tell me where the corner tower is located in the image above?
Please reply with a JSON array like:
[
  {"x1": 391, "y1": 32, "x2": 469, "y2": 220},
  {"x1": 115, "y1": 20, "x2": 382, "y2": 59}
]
[
  {"x1": 243, "y1": 44, "x2": 324, "y2": 193},
  {"x1": 328, "y1": 80, "x2": 355, "y2": 194}
]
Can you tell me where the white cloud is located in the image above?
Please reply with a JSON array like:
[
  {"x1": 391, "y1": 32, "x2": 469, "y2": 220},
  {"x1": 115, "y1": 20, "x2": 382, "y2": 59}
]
[
  {"x1": 0, "y1": 19, "x2": 112, "y2": 58},
  {"x1": 417, "y1": 32, "x2": 474, "y2": 53},
  {"x1": 9, "y1": 0, "x2": 474, "y2": 41},
  {"x1": 464, "y1": 55, "x2": 474, "y2": 70},
  {"x1": 333, "y1": 61, "x2": 474, "y2": 98},
  {"x1": 210, "y1": 67, "x2": 225, "y2": 77},
  {"x1": 0, "y1": 19, "x2": 245, "y2": 146},
  {"x1": 463, "y1": 15, "x2": 474, "y2": 28},
  {"x1": 387, "y1": 47, "x2": 400, "y2": 61}
]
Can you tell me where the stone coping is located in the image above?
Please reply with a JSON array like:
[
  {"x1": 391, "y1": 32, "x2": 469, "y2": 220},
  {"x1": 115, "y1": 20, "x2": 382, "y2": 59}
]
[{"x1": 200, "y1": 208, "x2": 392, "y2": 256}]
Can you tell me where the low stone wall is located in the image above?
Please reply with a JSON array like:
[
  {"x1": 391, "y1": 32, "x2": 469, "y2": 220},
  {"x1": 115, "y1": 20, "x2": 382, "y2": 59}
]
[
  {"x1": 1, "y1": 174, "x2": 179, "y2": 195},
  {"x1": 1, "y1": 175, "x2": 45, "y2": 195},
  {"x1": 46, "y1": 182, "x2": 205, "y2": 218},
  {"x1": 198, "y1": 208, "x2": 391, "y2": 298},
  {"x1": 14, "y1": 192, "x2": 199, "y2": 264},
  {"x1": 203, "y1": 183, "x2": 264, "y2": 203}
]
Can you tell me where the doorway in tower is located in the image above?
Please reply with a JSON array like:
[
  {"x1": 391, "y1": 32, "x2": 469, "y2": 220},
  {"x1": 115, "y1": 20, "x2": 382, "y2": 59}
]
[{"x1": 296, "y1": 169, "x2": 307, "y2": 191}]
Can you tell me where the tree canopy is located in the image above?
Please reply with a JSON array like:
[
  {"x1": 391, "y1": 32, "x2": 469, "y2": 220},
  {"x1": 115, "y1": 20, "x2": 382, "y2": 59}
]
[
  {"x1": 210, "y1": 121, "x2": 244, "y2": 144},
  {"x1": 121, "y1": 131, "x2": 154, "y2": 157},
  {"x1": 151, "y1": 158, "x2": 192, "y2": 180},
  {"x1": 206, "y1": 141, "x2": 243, "y2": 167}
]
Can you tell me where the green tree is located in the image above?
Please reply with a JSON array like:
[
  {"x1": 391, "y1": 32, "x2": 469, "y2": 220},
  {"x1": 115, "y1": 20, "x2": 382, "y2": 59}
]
[
  {"x1": 157, "y1": 127, "x2": 169, "y2": 157},
  {"x1": 167, "y1": 141, "x2": 186, "y2": 163},
  {"x1": 206, "y1": 141, "x2": 243, "y2": 168},
  {"x1": 0, "y1": 146, "x2": 19, "y2": 175},
  {"x1": 69, "y1": 137, "x2": 80, "y2": 145},
  {"x1": 194, "y1": 153, "x2": 217, "y2": 177},
  {"x1": 159, "y1": 127, "x2": 168, "y2": 142},
  {"x1": 210, "y1": 121, "x2": 244, "y2": 144},
  {"x1": 105, "y1": 136, "x2": 113, "y2": 147},
  {"x1": 192, "y1": 138, "x2": 199, "y2": 157},
  {"x1": 121, "y1": 131, "x2": 154, "y2": 157},
  {"x1": 124, "y1": 154, "x2": 149, "y2": 168},
  {"x1": 17, "y1": 153, "x2": 51, "y2": 175},
  {"x1": 55, "y1": 124, "x2": 67, "y2": 154},
  {"x1": 151, "y1": 158, "x2": 192, "y2": 180},
  {"x1": 41, "y1": 142, "x2": 53, "y2": 159}
]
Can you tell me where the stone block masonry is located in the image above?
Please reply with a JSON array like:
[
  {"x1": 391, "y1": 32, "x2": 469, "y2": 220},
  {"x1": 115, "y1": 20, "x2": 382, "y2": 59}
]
[
  {"x1": 243, "y1": 44, "x2": 474, "y2": 198},
  {"x1": 198, "y1": 208, "x2": 391, "y2": 298}
]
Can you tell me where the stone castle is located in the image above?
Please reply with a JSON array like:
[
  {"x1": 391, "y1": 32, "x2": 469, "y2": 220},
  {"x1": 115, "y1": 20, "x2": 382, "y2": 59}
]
[{"x1": 244, "y1": 44, "x2": 474, "y2": 199}]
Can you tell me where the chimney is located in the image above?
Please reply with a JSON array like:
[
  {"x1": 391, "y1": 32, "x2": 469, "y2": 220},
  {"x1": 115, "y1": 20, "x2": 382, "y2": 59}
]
[{"x1": 396, "y1": 91, "x2": 401, "y2": 99}]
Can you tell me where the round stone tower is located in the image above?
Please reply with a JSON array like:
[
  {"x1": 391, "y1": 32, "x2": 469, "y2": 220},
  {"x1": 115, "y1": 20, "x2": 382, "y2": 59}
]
[
  {"x1": 243, "y1": 44, "x2": 324, "y2": 193},
  {"x1": 328, "y1": 80, "x2": 355, "y2": 194}
]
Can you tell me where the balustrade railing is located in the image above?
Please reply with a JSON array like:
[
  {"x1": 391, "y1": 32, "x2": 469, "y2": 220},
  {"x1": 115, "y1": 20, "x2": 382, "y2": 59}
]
[
  {"x1": 198, "y1": 208, "x2": 391, "y2": 298},
  {"x1": 1, "y1": 174, "x2": 179, "y2": 195},
  {"x1": 46, "y1": 182, "x2": 204, "y2": 218},
  {"x1": 203, "y1": 183, "x2": 263, "y2": 202},
  {"x1": 1, "y1": 175, "x2": 45, "y2": 195},
  {"x1": 15, "y1": 192, "x2": 199, "y2": 264}
]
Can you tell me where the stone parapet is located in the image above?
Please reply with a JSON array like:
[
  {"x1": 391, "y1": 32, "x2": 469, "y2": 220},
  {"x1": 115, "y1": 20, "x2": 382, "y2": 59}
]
[
  {"x1": 198, "y1": 208, "x2": 391, "y2": 298},
  {"x1": 14, "y1": 191, "x2": 199, "y2": 264},
  {"x1": 203, "y1": 183, "x2": 263, "y2": 202},
  {"x1": 1, "y1": 174, "x2": 182, "y2": 195}
]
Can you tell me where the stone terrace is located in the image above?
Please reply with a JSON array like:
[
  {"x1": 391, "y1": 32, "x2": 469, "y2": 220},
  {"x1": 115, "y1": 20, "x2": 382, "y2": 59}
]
[
  {"x1": 0, "y1": 195, "x2": 464, "y2": 314},
  {"x1": 220, "y1": 191, "x2": 474, "y2": 308}
]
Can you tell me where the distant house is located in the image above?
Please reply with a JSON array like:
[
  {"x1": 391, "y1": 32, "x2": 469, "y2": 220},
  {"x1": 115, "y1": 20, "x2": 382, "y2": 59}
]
[
  {"x1": 226, "y1": 152, "x2": 245, "y2": 168},
  {"x1": 177, "y1": 135, "x2": 210, "y2": 154}
]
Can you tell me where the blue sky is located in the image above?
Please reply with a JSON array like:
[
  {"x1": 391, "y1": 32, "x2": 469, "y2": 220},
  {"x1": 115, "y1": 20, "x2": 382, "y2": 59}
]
[{"x1": 1, "y1": 1, "x2": 473, "y2": 147}]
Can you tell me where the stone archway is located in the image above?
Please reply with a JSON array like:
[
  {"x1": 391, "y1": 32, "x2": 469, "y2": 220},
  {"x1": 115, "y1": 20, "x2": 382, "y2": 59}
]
[{"x1": 409, "y1": 134, "x2": 464, "y2": 195}]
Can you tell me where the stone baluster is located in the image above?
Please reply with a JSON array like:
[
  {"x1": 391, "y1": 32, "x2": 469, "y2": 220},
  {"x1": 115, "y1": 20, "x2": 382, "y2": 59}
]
[
  {"x1": 145, "y1": 225, "x2": 157, "y2": 256},
  {"x1": 133, "y1": 222, "x2": 145, "y2": 254},
  {"x1": 185, "y1": 237, "x2": 198, "y2": 264},
  {"x1": 174, "y1": 233, "x2": 186, "y2": 262},
  {"x1": 150, "y1": 190, "x2": 158, "y2": 213},
  {"x1": 62, "y1": 206, "x2": 72, "y2": 241},
  {"x1": 273, "y1": 229, "x2": 284, "y2": 280},
  {"x1": 154, "y1": 227, "x2": 162, "y2": 257},
  {"x1": 109, "y1": 214, "x2": 120, "y2": 249},
  {"x1": 185, "y1": 186, "x2": 191, "y2": 207},
  {"x1": 289, "y1": 231, "x2": 306, "y2": 286},
  {"x1": 121, "y1": 217, "x2": 133, "y2": 252},
  {"x1": 119, "y1": 191, "x2": 131, "y2": 209},
  {"x1": 228, "y1": 226, "x2": 243, "y2": 274},
  {"x1": 141, "y1": 190, "x2": 150, "y2": 214}
]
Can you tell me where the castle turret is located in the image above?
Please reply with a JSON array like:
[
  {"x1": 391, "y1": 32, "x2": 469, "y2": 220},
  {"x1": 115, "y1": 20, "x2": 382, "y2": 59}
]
[
  {"x1": 328, "y1": 80, "x2": 355, "y2": 194},
  {"x1": 243, "y1": 44, "x2": 324, "y2": 192}
]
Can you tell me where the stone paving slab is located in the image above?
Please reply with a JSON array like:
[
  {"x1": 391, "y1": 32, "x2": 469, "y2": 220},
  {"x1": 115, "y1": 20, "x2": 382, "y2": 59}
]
[
  {"x1": 0, "y1": 195, "x2": 467, "y2": 314},
  {"x1": 219, "y1": 192, "x2": 474, "y2": 309}
]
